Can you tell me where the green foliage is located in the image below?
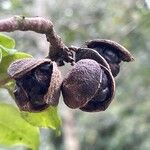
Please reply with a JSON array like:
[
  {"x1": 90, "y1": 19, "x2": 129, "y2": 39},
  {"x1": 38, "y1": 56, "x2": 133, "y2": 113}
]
[
  {"x1": 0, "y1": 49, "x2": 2, "y2": 63},
  {"x1": 21, "y1": 106, "x2": 62, "y2": 135},
  {"x1": 0, "y1": 103, "x2": 39, "y2": 150},
  {"x1": 0, "y1": 33, "x2": 15, "y2": 49},
  {"x1": 0, "y1": 34, "x2": 33, "y2": 84},
  {"x1": 0, "y1": 51, "x2": 33, "y2": 82}
]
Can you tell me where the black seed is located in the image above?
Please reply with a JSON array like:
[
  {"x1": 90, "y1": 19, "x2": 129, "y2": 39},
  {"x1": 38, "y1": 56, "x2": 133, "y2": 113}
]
[
  {"x1": 101, "y1": 70, "x2": 108, "y2": 89},
  {"x1": 93, "y1": 47, "x2": 121, "y2": 77},
  {"x1": 17, "y1": 74, "x2": 37, "y2": 91},
  {"x1": 91, "y1": 84, "x2": 109, "y2": 104},
  {"x1": 103, "y1": 49, "x2": 120, "y2": 63},
  {"x1": 80, "y1": 87, "x2": 110, "y2": 112},
  {"x1": 86, "y1": 42, "x2": 123, "y2": 77},
  {"x1": 13, "y1": 84, "x2": 28, "y2": 102},
  {"x1": 87, "y1": 68, "x2": 110, "y2": 103},
  {"x1": 109, "y1": 63, "x2": 120, "y2": 77},
  {"x1": 39, "y1": 64, "x2": 51, "y2": 72},
  {"x1": 34, "y1": 63, "x2": 52, "y2": 86},
  {"x1": 31, "y1": 103, "x2": 48, "y2": 111},
  {"x1": 92, "y1": 47, "x2": 104, "y2": 55}
]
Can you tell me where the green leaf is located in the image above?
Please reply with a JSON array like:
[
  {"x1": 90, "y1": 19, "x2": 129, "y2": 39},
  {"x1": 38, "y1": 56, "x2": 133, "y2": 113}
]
[
  {"x1": 0, "y1": 51, "x2": 32, "y2": 74},
  {"x1": 0, "y1": 45, "x2": 17, "y2": 57},
  {"x1": 0, "y1": 103, "x2": 39, "y2": 150},
  {"x1": 0, "y1": 33, "x2": 15, "y2": 49},
  {"x1": 0, "y1": 49, "x2": 2, "y2": 63},
  {"x1": 0, "y1": 52, "x2": 32, "y2": 85},
  {"x1": 21, "y1": 106, "x2": 62, "y2": 135}
]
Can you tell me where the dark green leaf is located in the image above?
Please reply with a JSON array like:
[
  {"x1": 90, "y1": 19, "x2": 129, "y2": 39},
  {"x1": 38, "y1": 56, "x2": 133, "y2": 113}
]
[
  {"x1": 0, "y1": 103, "x2": 39, "y2": 150},
  {"x1": 0, "y1": 33, "x2": 15, "y2": 49},
  {"x1": 21, "y1": 106, "x2": 62, "y2": 135}
]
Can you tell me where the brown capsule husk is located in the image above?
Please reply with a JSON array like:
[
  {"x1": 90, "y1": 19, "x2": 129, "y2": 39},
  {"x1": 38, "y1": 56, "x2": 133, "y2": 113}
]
[
  {"x1": 83, "y1": 39, "x2": 134, "y2": 77},
  {"x1": 44, "y1": 62, "x2": 62, "y2": 106},
  {"x1": 75, "y1": 48, "x2": 110, "y2": 71},
  {"x1": 62, "y1": 59, "x2": 102, "y2": 109},
  {"x1": 7, "y1": 58, "x2": 62, "y2": 112},
  {"x1": 84, "y1": 39, "x2": 134, "y2": 62},
  {"x1": 8, "y1": 58, "x2": 51, "y2": 79},
  {"x1": 80, "y1": 64, "x2": 115, "y2": 112}
]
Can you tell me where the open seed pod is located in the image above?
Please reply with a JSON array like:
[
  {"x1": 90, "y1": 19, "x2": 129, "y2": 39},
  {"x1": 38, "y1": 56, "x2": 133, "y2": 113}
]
[
  {"x1": 62, "y1": 59, "x2": 102, "y2": 109},
  {"x1": 84, "y1": 39, "x2": 134, "y2": 77},
  {"x1": 80, "y1": 65, "x2": 115, "y2": 112},
  {"x1": 75, "y1": 48, "x2": 110, "y2": 71},
  {"x1": 7, "y1": 58, "x2": 62, "y2": 112}
]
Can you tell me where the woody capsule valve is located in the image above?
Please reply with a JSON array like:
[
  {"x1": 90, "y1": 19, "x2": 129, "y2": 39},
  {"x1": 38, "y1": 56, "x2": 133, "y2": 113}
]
[
  {"x1": 80, "y1": 65, "x2": 115, "y2": 112},
  {"x1": 7, "y1": 58, "x2": 62, "y2": 112},
  {"x1": 75, "y1": 47, "x2": 110, "y2": 71}
]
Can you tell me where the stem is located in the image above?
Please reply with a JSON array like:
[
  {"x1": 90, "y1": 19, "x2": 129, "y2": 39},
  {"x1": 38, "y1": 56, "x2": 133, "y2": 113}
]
[{"x1": 0, "y1": 16, "x2": 74, "y2": 65}]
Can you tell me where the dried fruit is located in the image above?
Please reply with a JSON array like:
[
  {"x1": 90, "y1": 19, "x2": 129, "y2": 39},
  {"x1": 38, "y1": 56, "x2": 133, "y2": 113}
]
[
  {"x1": 84, "y1": 39, "x2": 134, "y2": 77},
  {"x1": 75, "y1": 48, "x2": 110, "y2": 71},
  {"x1": 7, "y1": 58, "x2": 62, "y2": 112},
  {"x1": 80, "y1": 65, "x2": 115, "y2": 112},
  {"x1": 62, "y1": 59, "x2": 115, "y2": 112}
]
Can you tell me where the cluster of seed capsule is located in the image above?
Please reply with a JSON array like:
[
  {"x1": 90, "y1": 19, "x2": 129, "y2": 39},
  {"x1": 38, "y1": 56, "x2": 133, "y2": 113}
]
[{"x1": 7, "y1": 39, "x2": 134, "y2": 112}]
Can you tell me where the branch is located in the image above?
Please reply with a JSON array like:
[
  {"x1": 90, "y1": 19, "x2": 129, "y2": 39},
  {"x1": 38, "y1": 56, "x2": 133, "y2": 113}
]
[{"x1": 0, "y1": 16, "x2": 74, "y2": 65}]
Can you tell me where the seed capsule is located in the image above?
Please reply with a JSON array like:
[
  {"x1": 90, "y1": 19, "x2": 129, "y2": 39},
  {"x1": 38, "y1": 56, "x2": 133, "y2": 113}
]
[
  {"x1": 84, "y1": 39, "x2": 134, "y2": 77},
  {"x1": 7, "y1": 58, "x2": 62, "y2": 112},
  {"x1": 62, "y1": 59, "x2": 115, "y2": 112}
]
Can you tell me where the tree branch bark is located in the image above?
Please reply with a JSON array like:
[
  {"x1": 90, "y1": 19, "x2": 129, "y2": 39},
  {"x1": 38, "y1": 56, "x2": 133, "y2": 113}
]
[
  {"x1": 0, "y1": 16, "x2": 53, "y2": 33},
  {"x1": 0, "y1": 16, "x2": 74, "y2": 65}
]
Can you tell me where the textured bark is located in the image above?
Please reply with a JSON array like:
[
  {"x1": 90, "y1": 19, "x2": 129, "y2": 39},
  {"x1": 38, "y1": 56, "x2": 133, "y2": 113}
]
[{"x1": 0, "y1": 16, "x2": 74, "y2": 65}]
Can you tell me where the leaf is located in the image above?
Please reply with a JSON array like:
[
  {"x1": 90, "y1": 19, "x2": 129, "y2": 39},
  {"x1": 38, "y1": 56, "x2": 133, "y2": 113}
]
[
  {"x1": 0, "y1": 52, "x2": 32, "y2": 85},
  {"x1": 0, "y1": 103, "x2": 40, "y2": 150},
  {"x1": 21, "y1": 106, "x2": 62, "y2": 135},
  {"x1": 0, "y1": 49, "x2": 2, "y2": 63},
  {"x1": 0, "y1": 51, "x2": 32, "y2": 74},
  {"x1": 0, "y1": 33, "x2": 15, "y2": 49},
  {"x1": 0, "y1": 45, "x2": 17, "y2": 57}
]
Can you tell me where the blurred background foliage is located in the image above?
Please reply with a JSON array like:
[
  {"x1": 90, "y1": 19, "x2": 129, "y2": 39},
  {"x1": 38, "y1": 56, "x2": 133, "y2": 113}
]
[{"x1": 0, "y1": 0, "x2": 150, "y2": 150}]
